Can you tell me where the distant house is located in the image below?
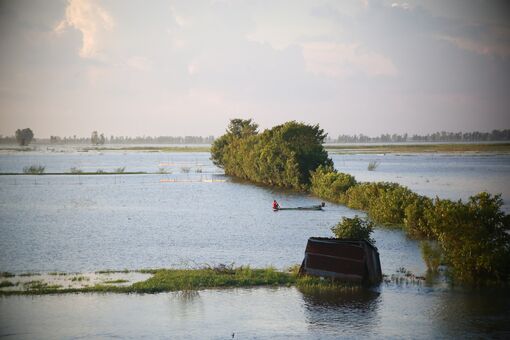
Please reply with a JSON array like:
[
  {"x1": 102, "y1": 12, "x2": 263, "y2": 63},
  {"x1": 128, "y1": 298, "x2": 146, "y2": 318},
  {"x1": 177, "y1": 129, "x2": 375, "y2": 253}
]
[{"x1": 299, "y1": 237, "x2": 382, "y2": 285}]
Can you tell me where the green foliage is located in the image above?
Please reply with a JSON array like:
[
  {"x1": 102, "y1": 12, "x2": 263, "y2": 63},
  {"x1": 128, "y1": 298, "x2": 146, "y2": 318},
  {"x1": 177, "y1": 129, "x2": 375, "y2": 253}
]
[
  {"x1": 15, "y1": 128, "x2": 34, "y2": 146},
  {"x1": 331, "y1": 216, "x2": 375, "y2": 244},
  {"x1": 368, "y1": 184, "x2": 419, "y2": 225},
  {"x1": 310, "y1": 166, "x2": 356, "y2": 203},
  {"x1": 313, "y1": 164, "x2": 510, "y2": 283},
  {"x1": 23, "y1": 165, "x2": 45, "y2": 174},
  {"x1": 210, "y1": 119, "x2": 332, "y2": 190},
  {"x1": 404, "y1": 196, "x2": 434, "y2": 238},
  {"x1": 420, "y1": 241, "x2": 442, "y2": 272},
  {"x1": 425, "y1": 193, "x2": 510, "y2": 283}
]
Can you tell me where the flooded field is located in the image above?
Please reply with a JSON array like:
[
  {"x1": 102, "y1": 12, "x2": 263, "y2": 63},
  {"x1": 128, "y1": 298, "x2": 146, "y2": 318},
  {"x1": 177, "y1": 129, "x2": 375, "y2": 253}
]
[{"x1": 1, "y1": 150, "x2": 510, "y2": 338}]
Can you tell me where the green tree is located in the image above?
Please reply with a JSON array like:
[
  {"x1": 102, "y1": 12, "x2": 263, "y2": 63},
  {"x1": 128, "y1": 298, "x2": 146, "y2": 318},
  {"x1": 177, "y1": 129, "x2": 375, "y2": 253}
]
[{"x1": 15, "y1": 128, "x2": 34, "y2": 146}]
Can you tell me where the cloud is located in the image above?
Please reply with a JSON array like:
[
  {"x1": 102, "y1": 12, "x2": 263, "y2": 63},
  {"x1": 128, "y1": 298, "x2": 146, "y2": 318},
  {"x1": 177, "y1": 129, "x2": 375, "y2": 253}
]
[
  {"x1": 55, "y1": 0, "x2": 114, "y2": 59},
  {"x1": 301, "y1": 42, "x2": 397, "y2": 77},
  {"x1": 439, "y1": 34, "x2": 510, "y2": 58},
  {"x1": 391, "y1": 2, "x2": 411, "y2": 11}
]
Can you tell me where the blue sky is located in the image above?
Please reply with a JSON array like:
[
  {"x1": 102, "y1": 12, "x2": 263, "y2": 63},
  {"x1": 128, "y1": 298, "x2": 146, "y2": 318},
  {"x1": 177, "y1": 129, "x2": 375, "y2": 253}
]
[{"x1": 0, "y1": 0, "x2": 509, "y2": 138}]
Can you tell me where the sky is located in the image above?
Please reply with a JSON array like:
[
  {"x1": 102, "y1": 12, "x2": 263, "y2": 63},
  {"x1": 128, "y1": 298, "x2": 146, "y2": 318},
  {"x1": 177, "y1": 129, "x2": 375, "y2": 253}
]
[{"x1": 0, "y1": 0, "x2": 509, "y2": 138}]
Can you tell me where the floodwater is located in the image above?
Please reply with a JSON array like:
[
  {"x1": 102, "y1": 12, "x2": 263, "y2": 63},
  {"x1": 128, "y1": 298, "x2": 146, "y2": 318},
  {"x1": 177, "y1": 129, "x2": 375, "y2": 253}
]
[{"x1": 1, "y1": 150, "x2": 510, "y2": 338}]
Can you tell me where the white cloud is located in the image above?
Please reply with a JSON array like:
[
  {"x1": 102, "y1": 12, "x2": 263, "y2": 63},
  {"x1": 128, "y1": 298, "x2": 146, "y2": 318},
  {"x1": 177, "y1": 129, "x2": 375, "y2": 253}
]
[
  {"x1": 301, "y1": 42, "x2": 397, "y2": 77},
  {"x1": 391, "y1": 2, "x2": 411, "y2": 10},
  {"x1": 55, "y1": 0, "x2": 114, "y2": 59}
]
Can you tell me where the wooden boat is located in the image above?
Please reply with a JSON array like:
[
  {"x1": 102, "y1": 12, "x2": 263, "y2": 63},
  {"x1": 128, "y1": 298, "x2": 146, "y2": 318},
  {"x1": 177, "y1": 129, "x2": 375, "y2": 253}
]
[{"x1": 273, "y1": 203, "x2": 324, "y2": 211}]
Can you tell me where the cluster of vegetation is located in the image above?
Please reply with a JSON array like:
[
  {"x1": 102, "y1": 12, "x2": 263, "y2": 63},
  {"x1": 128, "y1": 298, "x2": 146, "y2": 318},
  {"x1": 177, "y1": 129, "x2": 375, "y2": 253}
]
[
  {"x1": 211, "y1": 120, "x2": 510, "y2": 284},
  {"x1": 334, "y1": 129, "x2": 510, "y2": 143},
  {"x1": 331, "y1": 216, "x2": 375, "y2": 244},
  {"x1": 211, "y1": 119, "x2": 332, "y2": 190},
  {"x1": 22, "y1": 165, "x2": 45, "y2": 174},
  {"x1": 311, "y1": 167, "x2": 510, "y2": 283},
  {"x1": 0, "y1": 266, "x2": 369, "y2": 296}
]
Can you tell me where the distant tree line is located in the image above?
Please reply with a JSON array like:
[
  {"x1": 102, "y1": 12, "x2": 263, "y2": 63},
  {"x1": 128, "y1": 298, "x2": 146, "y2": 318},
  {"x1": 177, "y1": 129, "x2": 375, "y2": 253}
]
[
  {"x1": 0, "y1": 133, "x2": 215, "y2": 145},
  {"x1": 334, "y1": 129, "x2": 510, "y2": 143}
]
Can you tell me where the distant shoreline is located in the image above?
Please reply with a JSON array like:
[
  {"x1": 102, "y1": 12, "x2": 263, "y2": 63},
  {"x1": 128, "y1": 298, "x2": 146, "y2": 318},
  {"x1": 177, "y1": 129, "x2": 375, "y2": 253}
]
[{"x1": 1, "y1": 142, "x2": 510, "y2": 154}]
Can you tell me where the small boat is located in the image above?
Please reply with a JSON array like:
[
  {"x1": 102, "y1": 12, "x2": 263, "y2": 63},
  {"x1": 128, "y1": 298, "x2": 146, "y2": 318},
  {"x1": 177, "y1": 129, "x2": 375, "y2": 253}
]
[{"x1": 273, "y1": 203, "x2": 325, "y2": 211}]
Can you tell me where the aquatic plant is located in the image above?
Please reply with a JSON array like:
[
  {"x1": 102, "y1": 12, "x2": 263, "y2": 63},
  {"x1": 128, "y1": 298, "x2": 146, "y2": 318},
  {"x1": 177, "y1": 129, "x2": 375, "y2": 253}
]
[
  {"x1": 22, "y1": 165, "x2": 45, "y2": 174},
  {"x1": 104, "y1": 279, "x2": 129, "y2": 284},
  {"x1": 367, "y1": 160, "x2": 379, "y2": 171},
  {"x1": 69, "y1": 167, "x2": 83, "y2": 174}
]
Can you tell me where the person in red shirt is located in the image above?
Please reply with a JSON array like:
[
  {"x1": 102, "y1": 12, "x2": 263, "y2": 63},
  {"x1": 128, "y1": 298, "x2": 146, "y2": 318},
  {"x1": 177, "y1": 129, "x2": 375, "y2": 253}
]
[{"x1": 272, "y1": 200, "x2": 280, "y2": 210}]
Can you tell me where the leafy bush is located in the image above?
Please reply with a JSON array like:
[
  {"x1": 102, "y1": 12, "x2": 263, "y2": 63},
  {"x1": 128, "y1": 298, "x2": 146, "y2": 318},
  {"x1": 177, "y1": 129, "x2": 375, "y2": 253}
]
[
  {"x1": 404, "y1": 196, "x2": 434, "y2": 238},
  {"x1": 425, "y1": 193, "x2": 510, "y2": 282},
  {"x1": 331, "y1": 216, "x2": 375, "y2": 244},
  {"x1": 368, "y1": 184, "x2": 419, "y2": 225},
  {"x1": 310, "y1": 165, "x2": 356, "y2": 203},
  {"x1": 211, "y1": 119, "x2": 332, "y2": 190}
]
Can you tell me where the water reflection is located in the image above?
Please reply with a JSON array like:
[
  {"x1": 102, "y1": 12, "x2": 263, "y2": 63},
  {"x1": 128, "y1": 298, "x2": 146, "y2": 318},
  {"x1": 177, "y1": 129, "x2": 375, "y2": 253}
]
[{"x1": 299, "y1": 287, "x2": 381, "y2": 336}]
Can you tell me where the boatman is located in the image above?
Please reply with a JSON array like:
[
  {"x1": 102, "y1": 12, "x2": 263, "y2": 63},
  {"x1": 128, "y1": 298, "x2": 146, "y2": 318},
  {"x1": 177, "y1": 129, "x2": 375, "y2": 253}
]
[{"x1": 272, "y1": 200, "x2": 280, "y2": 210}]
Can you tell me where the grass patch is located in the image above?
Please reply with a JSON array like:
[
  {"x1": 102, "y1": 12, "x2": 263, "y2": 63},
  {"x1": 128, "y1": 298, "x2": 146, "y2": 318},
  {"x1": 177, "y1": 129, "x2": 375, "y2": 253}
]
[
  {"x1": 19, "y1": 272, "x2": 41, "y2": 277},
  {"x1": 103, "y1": 279, "x2": 129, "y2": 284},
  {"x1": 95, "y1": 269, "x2": 130, "y2": 274},
  {"x1": 0, "y1": 266, "x2": 372, "y2": 295},
  {"x1": 71, "y1": 276, "x2": 89, "y2": 282},
  {"x1": 0, "y1": 280, "x2": 15, "y2": 288}
]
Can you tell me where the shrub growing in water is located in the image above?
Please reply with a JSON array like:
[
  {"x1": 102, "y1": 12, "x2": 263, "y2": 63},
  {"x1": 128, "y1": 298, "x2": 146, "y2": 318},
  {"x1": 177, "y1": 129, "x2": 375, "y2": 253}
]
[
  {"x1": 211, "y1": 119, "x2": 332, "y2": 190},
  {"x1": 331, "y1": 216, "x2": 375, "y2": 244},
  {"x1": 425, "y1": 193, "x2": 510, "y2": 283},
  {"x1": 310, "y1": 166, "x2": 356, "y2": 203}
]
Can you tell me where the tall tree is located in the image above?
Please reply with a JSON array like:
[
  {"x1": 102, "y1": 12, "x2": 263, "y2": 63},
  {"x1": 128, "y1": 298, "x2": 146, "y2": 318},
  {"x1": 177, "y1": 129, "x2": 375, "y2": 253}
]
[{"x1": 15, "y1": 128, "x2": 34, "y2": 146}]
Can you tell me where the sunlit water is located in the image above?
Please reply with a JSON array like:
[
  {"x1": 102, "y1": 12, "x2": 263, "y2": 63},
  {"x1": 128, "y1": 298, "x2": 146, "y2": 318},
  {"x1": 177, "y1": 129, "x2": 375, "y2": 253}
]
[{"x1": 1, "y1": 150, "x2": 509, "y2": 338}]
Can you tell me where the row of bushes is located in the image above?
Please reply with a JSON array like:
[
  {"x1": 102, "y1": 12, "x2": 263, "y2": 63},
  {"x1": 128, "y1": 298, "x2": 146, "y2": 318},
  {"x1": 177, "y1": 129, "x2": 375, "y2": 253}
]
[
  {"x1": 211, "y1": 119, "x2": 332, "y2": 190},
  {"x1": 310, "y1": 166, "x2": 510, "y2": 283}
]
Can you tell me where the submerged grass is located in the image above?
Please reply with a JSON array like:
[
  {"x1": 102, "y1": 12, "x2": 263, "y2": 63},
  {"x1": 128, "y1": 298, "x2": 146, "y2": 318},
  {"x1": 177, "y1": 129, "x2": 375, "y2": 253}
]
[{"x1": 0, "y1": 266, "x2": 368, "y2": 295}]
